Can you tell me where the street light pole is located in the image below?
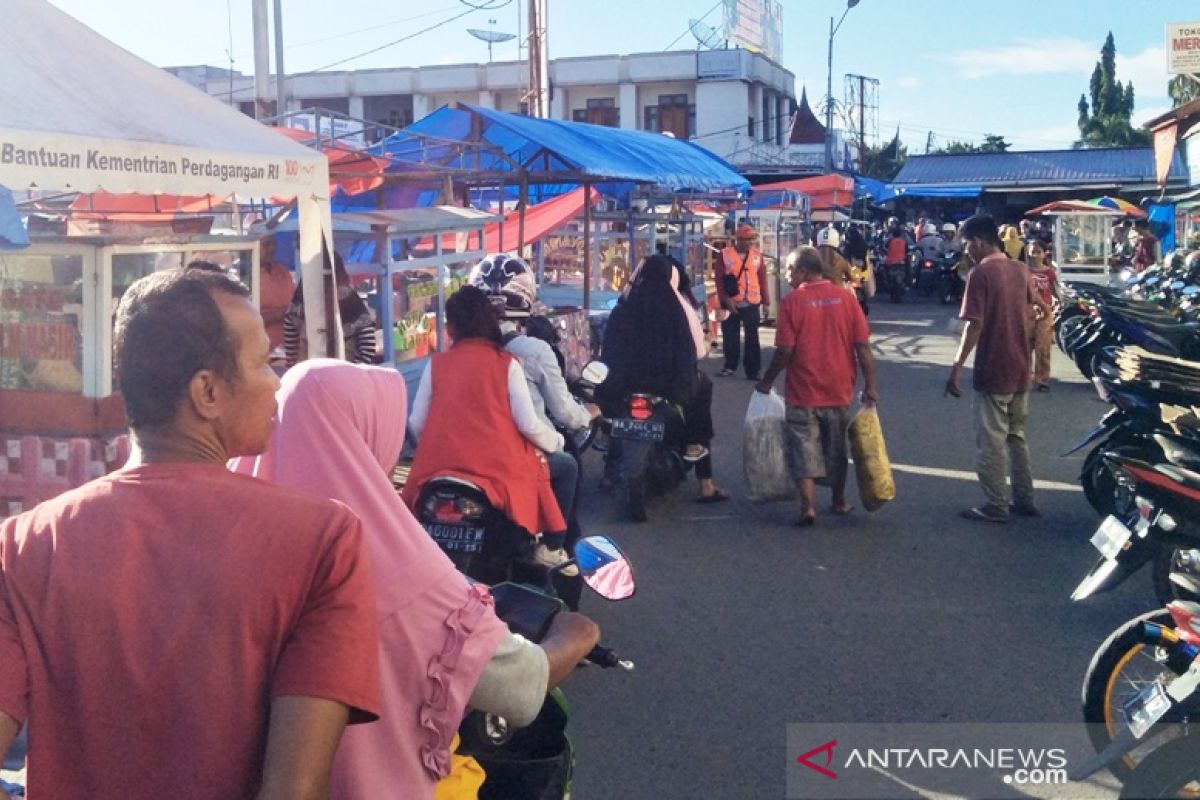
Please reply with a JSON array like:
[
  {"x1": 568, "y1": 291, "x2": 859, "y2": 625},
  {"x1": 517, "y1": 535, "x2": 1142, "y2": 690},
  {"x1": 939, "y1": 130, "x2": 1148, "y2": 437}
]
[{"x1": 825, "y1": 0, "x2": 860, "y2": 171}]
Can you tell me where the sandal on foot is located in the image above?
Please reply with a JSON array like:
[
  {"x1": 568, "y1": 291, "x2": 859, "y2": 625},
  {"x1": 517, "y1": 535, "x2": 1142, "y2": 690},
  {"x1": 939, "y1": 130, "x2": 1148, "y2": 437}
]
[
  {"x1": 830, "y1": 504, "x2": 854, "y2": 516},
  {"x1": 682, "y1": 445, "x2": 710, "y2": 463},
  {"x1": 797, "y1": 514, "x2": 816, "y2": 527},
  {"x1": 717, "y1": 368, "x2": 736, "y2": 377},
  {"x1": 695, "y1": 488, "x2": 730, "y2": 504},
  {"x1": 959, "y1": 505, "x2": 1008, "y2": 523}
]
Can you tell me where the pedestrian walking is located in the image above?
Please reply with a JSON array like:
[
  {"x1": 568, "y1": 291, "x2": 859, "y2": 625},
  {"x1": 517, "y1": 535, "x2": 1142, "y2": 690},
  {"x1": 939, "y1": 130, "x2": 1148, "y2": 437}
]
[
  {"x1": 1026, "y1": 239, "x2": 1057, "y2": 391},
  {"x1": 945, "y1": 214, "x2": 1049, "y2": 523},
  {"x1": 715, "y1": 224, "x2": 770, "y2": 380},
  {"x1": 756, "y1": 246, "x2": 878, "y2": 527}
]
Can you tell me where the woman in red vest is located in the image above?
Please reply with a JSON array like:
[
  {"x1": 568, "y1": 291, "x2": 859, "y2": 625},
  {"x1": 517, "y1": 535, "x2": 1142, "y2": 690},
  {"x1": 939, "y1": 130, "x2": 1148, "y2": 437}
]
[{"x1": 403, "y1": 286, "x2": 569, "y2": 568}]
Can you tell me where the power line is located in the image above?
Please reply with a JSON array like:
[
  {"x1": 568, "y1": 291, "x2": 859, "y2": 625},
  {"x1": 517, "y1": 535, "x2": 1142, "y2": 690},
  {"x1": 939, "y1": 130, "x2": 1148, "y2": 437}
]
[
  {"x1": 287, "y1": 5, "x2": 462, "y2": 50},
  {"x1": 663, "y1": 0, "x2": 724, "y2": 51},
  {"x1": 301, "y1": 0, "x2": 513, "y2": 75}
]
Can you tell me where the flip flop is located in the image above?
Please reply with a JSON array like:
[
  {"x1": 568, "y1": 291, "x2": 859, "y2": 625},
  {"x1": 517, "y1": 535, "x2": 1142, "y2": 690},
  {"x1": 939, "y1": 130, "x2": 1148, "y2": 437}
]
[
  {"x1": 797, "y1": 514, "x2": 816, "y2": 527},
  {"x1": 695, "y1": 488, "x2": 730, "y2": 504},
  {"x1": 682, "y1": 445, "x2": 710, "y2": 463},
  {"x1": 830, "y1": 504, "x2": 854, "y2": 516},
  {"x1": 717, "y1": 368, "x2": 736, "y2": 377}
]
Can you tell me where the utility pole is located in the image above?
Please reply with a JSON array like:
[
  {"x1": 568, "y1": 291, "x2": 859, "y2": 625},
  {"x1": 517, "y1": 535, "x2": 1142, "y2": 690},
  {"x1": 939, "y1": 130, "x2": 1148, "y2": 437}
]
[
  {"x1": 525, "y1": 0, "x2": 549, "y2": 118},
  {"x1": 273, "y1": 0, "x2": 286, "y2": 119},
  {"x1": 251, "y1": 0, "x2": 270, "y2": 119},
  {"x1": 925, "y1": 130, "x2": 935, "y2": 154}
]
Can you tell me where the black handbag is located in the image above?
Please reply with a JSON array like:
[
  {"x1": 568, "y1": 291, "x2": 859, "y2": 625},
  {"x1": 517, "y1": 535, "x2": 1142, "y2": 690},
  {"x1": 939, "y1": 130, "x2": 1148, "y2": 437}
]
[{"x1": 722, "y1": 271, "x2": 741, "y2": 298}]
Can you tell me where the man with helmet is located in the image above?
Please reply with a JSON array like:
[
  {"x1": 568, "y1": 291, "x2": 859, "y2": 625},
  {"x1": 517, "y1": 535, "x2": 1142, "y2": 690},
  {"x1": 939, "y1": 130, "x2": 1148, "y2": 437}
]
[
  {"x1": 469, "y1": 254, "x2": 600, "y2": 572},
  {"x1": 918, "y1": 221, "x2": 947, "y2": 262},
  {"x1": 715, "y1": 224, "x2": 771, "y2": 380}
]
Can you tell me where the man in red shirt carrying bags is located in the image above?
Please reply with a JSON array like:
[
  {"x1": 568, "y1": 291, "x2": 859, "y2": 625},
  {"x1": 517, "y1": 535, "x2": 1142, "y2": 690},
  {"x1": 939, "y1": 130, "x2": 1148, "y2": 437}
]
[{"x1": 756, "y1": 247, "x2": 879, "y2": 527}]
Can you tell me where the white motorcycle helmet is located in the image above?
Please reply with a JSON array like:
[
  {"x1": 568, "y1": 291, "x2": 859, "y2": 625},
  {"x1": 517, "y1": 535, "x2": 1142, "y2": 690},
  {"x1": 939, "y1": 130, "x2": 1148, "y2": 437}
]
[
  {"x1": 923, "y1": 222, "x2": 938, "y2": 237},
  {"x1": 816, "y1": 227, "x2": 841, "y2": 249},
  {"x1": 469, "y1": 253, "x2": 537, "y2": 318}
]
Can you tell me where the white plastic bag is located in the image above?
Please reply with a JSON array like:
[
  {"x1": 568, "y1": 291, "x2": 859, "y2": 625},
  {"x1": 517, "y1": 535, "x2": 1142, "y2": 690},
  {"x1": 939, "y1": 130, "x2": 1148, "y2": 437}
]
[{"x1": 743, "y1": 389, "x2": 794, "y2": 502}]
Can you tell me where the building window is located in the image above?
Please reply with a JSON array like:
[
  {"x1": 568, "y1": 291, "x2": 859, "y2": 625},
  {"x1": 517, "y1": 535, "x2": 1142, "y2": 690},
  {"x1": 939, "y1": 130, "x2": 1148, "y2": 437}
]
[
  {"x1": 762, "y1": 93, "x2": 772, "y2": 142},
  {"x1": 747, "y1": 116, "x2": 755, "y2": 138},
  {"x1": 573, "y1": 98, "x2": 618, "y2": 127},
  {"x1": 645, "y1": 94, "x2": 691, "y2": 139}
]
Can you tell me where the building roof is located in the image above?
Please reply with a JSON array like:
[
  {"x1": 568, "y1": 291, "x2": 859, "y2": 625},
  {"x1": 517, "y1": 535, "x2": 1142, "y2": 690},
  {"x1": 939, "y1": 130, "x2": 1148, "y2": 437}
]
[
  {"x1": 788, "y1": 90, "x2": 825, "y2": 146},
  {"x1": 891, "y1": 147, "x2": 1186, "y2": 188},
  {"x1": 1147, "y1": 98, "x2": 1200, "y2": 132}
]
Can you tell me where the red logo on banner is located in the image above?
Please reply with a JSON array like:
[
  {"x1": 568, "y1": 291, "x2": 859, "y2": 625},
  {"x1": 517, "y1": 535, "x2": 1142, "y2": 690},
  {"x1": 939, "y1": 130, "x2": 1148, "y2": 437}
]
[{"x1": 797, "y1": 739, "x2": 839, "y2": 780}]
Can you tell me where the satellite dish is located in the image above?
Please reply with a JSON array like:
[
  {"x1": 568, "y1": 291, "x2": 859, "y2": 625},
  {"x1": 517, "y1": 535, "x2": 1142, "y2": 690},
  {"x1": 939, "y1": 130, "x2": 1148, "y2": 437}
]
[
  {"x1": 688, "y1": 18, "x2": 723, "y2": 50},
  {"x1": 467, "y1": 29, "x2": 517, "y2": 44},
  {"x1": 468, "y1": 21, "x2": 516, "y2": 62}
]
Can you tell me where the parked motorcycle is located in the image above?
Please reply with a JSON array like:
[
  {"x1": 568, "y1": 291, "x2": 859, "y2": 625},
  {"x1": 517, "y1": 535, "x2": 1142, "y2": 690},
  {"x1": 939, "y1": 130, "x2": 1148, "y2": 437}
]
[
  {"x1": 935, "y1": 251, "x2": 964, "y2": 305},
  {"x1": 457, "y1": 535, "x2": 636, "y2": 800}
]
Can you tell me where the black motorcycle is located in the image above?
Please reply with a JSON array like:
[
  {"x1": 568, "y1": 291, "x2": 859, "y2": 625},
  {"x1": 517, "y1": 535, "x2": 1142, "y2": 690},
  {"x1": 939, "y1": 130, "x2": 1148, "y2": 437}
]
[
  {"x1": 456, "y1": 535, "x2": 636, "y2": 800},
  {"x1": 608, "y1": 393, "x2": 694, "y2": 522}
]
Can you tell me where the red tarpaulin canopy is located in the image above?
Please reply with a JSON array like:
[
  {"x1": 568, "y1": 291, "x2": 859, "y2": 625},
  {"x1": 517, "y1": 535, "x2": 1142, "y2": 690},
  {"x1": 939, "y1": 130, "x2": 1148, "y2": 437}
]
[
  {"x1": 271, "y1": 127, "x2": 387, "y2": 196},
  {"x1": 418, "y1": 187, "x2": 601, "y2": 253},
  {"x1": 69, "y1": 191, "x2": 224, "y2": 219},
  {"x1": 755, "y1": 175, "x2": 854, "y2": 210}
]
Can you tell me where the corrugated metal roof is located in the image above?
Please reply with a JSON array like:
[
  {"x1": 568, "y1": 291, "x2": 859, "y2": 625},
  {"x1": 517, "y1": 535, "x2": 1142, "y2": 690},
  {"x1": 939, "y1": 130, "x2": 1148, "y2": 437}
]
[{"x1": 892, "y1": 147, "x2": 1187, "y2": 187}]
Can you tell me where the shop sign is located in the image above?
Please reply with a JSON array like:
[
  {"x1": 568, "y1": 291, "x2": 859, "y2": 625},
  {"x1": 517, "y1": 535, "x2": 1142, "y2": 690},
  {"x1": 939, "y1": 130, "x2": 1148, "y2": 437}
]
[{"x1": 1167, "y1": 22, "x2": 1200, "y2": 75}]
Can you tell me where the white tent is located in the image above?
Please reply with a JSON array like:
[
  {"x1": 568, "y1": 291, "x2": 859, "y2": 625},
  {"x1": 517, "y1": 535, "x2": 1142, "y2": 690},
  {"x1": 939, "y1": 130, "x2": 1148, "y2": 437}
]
[{"x1": 0, "y1": 0, "x2": 336, "y2": 355}]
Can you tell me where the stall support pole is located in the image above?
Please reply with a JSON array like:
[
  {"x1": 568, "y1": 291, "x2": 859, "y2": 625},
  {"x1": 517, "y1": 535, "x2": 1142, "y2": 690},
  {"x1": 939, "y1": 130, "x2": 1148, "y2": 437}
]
[
  {"x1": 498, "y1": 179, "x2": 505, "y2": 253},
  {"x1": 583, "y1": 183, "x2": 592, "y2": 312},
  {"x1": 297, "y1": 188, "x2": 340, "y2": 359},
  {"x1": 518, "y1": 179, "x2": 528, "y2": 258},
  {"x1": 774, "y1": 214, "x2": 783, "y2": 318},
  {"x1": 379, "y1": 228, "x2": 394, "y2": 365},
  {"x1": 436, "y1": 236, "x2": 447, "y2": 353}
]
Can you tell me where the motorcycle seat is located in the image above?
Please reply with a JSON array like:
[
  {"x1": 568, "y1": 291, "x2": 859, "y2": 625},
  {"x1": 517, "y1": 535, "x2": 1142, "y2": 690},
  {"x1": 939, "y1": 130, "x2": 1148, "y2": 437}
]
[{"x1": 425, "y1": 475, "x2": 487, "y2": 494}]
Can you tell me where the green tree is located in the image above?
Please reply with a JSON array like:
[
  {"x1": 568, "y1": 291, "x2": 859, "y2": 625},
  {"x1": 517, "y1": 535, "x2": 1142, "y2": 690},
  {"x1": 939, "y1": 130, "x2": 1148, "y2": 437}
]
[
  {"x1": 1170, "y1": 74, "x2": 1200, "y2": 109},
  {"x1": 1077, "y1": 31, "x2": 1150, "y2": 147},
  {"x1": 860, "y1": 130, "x2": 907, "y2": 180},
  {"x1": 936, "y1": 133, "x2": 1010, "y2": 154}
]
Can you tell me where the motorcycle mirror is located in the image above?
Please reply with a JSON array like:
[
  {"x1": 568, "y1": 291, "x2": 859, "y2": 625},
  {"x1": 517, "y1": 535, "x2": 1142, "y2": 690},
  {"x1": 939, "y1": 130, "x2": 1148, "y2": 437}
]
[
  {"x1": 1184, "y1": 287, "x2": 1200, "y2": 296},
  {"x1": 581, "y1": 360, "x2": 610, "y2": 385},
  {"x1": 1172, "y1": 281, "x2": 1186, "y2": 291},
  {"x1": 575, "y1": 535, "x2": 636, "y2": 600}
]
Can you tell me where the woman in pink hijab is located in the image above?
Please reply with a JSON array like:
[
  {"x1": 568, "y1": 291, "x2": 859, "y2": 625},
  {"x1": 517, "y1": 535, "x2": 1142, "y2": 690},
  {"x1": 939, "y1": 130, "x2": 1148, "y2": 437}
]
[{"x1": 232, "y1": 359, "x2": 599, "y2": 799}]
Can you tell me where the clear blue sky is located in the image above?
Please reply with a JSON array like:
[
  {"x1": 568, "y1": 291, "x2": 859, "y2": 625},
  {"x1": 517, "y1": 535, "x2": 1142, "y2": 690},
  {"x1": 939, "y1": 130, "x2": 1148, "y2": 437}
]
[{"x1": 45, "y1": 0, "x2": 1198, "y2": 152}]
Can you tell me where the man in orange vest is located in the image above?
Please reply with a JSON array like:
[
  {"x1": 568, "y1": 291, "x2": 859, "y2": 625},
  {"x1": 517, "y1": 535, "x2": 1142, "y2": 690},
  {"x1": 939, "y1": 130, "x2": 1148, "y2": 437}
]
[{"x1": 716, "y1": 224, "x2": 771, "y2": 379}]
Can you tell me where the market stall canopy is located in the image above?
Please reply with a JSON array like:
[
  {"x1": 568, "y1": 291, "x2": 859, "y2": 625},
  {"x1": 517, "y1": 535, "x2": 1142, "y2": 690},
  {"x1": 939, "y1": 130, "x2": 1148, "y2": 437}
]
[
  {"x1": 0, "y1": 0, "x2": 327, "y2": 198},
  {"x1": 418, "y1": 186, "x2": 601, "y2": 253},
  {"x1": 876, "y1": 184, "x2": 983, "y2": 203},
  {"x1": 68, "y1": 191, "x2": 225, "y2": 218},
  {"x1": 376, "y1": 102, "x2": 750, "y2": 196},
  {"x1": 1088, "y1": 196, "x2": 1145, "y2": 216},
  {"x1": 754, "y1": 175, "x2": 854, "y2": 210},
  {"x1": 272, "y1": 127, "x2": 387, "y2": 196}
]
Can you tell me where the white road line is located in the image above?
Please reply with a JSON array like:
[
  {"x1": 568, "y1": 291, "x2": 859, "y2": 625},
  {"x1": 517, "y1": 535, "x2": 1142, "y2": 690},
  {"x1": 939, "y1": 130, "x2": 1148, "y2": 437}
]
[{"x1": 888, "y1": 462, "x2": 1081, "y2": 492}]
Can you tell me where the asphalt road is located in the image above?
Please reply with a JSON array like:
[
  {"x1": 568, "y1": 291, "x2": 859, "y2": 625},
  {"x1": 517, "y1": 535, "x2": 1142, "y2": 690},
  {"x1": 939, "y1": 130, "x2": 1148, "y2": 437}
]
[{"x1": 565, "y1": 296, "x2": 1157, "y2": 799}]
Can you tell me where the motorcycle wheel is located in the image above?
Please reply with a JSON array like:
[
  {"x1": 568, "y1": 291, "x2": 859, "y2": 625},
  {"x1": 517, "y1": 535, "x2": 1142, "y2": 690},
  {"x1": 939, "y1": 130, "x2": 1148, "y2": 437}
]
[
  {"x1": 1081, "y1": 443, "x2": 1140, "y2": 520},
  {"x1": 1082, "y1": 608, "x2": 1182, "y2": 784},
  {"x1": 1117, "y1": 734, "x2": 1200, "y2": 798},
  {"x1": 625, "y1": 449, "x2": 650, "y2": 523}
]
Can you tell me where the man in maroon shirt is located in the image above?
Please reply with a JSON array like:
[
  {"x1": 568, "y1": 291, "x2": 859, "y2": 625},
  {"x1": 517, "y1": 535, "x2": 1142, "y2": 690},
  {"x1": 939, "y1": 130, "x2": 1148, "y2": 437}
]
[
  {"x1": 757, "y1": 247, "x2": 878, "y2": 526},
  {"x1": 945, "y1": 214, "x2": 1048, "y2": 523}
]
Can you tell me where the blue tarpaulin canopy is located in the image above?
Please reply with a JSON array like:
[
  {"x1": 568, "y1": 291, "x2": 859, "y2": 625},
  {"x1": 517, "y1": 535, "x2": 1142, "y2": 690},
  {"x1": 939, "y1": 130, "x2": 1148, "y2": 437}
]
[
  {"x1": 877, "y1": 184, "x2": 983, "y2": 203},
  {"x1": 0, "y1": 186, "x2": 28, "y2": 250},
  {"x1": 373, "y1": 103, "x2": 750, "y2": 198}
]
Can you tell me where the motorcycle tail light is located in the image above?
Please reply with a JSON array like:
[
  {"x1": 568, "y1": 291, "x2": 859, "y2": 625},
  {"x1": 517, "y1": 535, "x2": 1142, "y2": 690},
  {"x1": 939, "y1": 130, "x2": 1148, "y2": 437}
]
[
  {"x1": 629, "y1": 396, "x2": 653, "y2": 421},
  {"x1": 922, "y1": 260, "x2": 934, "y2": 270},
  {"x1": 1136, "y1": 496, "x2": 1155, "y2": 521},
  {"x1": 433, "y1": 499, "x2": 464, "y2": 524}
]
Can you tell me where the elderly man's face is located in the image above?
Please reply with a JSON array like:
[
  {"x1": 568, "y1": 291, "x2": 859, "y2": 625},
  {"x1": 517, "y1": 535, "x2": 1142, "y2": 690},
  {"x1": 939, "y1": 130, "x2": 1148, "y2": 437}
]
[{"x1": 212, "y1": 293, "x2": 281, "y2": 457}]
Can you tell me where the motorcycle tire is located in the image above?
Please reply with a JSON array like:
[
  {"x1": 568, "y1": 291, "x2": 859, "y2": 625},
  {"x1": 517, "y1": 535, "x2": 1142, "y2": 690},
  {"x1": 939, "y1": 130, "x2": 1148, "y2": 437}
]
[
  {"x1": 625, "y1": 450, "x2": 650, "y2": 523},
  {"x1": 1081, "y1": 443, "x2": 1145, "y2": 521},
  {"x1": 1082, "y1": 608, "x2": 1181, "y2": 784},
  {"x1": 1117, "y1": 733, "x2": 1200, "y2": 798}
]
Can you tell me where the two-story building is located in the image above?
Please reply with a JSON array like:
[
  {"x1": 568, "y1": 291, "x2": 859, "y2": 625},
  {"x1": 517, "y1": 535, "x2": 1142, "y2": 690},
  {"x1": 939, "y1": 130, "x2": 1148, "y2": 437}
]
[{"x1": 167, "y1": 49, "x2": 813, "y2": 173}]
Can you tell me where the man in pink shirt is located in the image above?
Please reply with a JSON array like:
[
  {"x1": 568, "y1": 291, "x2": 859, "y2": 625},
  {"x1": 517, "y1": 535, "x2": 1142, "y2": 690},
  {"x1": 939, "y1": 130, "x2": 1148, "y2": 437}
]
[
  {"x1": 0, "y1": 269, "x2": 381, "y2": 799},
  {"x1": 757, "y1": 247, "x2": 878, "y2": 526}
]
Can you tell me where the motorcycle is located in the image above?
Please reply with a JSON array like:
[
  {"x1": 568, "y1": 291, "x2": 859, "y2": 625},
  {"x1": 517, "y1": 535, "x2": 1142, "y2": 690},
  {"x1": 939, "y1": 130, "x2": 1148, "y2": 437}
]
[
  {"x1": 457, "y1": 535, "x2": 636, "y2": 800},
  {"x1": 935, "y1": 251, "x2": 964, "y2": 305},
  {"x1": 608, "y1": 392, "x2": 694, "y2": 522}
]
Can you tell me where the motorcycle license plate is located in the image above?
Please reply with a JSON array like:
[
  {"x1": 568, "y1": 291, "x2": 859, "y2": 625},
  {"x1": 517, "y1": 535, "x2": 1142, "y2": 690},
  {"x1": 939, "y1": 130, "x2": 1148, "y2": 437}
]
[
  {"x1": 1091, "y1": 515, "x2": 1133, "y2": 561},
  {"x1": 424, "y1": 524, "x2": 485, "y2": 553},
  {"x1": 1123, "y1": 680, "x2": 1170, "y2": 739},
  {"x1": 610, "y1": 418, "x2": 666, "y2": 442}
]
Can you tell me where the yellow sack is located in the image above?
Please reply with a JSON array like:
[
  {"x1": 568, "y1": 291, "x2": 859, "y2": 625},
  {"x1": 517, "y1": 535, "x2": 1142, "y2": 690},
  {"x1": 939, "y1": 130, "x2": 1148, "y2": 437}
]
[
  {"x1": 434, "y1": 734, "x2": 486, "y2": 800},
  {"x1": 848, "y1": 407, "x2": 895, "y2": 512}
]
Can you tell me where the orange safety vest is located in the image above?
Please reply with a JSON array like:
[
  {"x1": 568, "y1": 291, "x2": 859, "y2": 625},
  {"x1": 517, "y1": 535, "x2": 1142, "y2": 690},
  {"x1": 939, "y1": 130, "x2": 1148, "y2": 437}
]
[{"x1": 721, "y1": 246, "x2": 763, "y2": 305}]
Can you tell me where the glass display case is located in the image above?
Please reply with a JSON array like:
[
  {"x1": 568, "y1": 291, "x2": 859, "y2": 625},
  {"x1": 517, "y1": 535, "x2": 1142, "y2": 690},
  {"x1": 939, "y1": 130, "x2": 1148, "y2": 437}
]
[{"x1": 1049, "y1": 211, "x2": 1119, "y2": 285}]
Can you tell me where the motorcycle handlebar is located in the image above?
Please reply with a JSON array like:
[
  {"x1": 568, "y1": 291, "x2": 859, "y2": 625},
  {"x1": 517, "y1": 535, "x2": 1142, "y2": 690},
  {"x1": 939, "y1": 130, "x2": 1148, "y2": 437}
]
[{"x1": 586, "y1": 644, "x2": 635, "y2": 671}]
